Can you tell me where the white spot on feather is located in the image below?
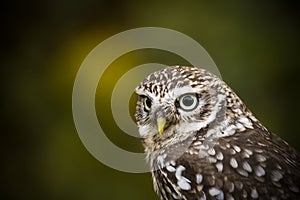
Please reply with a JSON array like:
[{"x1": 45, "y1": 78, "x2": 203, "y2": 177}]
[
  {"x1": 209, "y1": 187, "x2": 221, "y2": 196},
  {"x1": 175, "y1": 165, "x2": 191, "y2": 190},
  {"x1": 217, "y1": 191, "x2": 224, "y2": 200},
  {"x1": 196, "y1": 174, "x2": 203, "y2": 184},
  {"x1": 233, "y1": 145, "x2": 241, "y2": 152},
  {"x1": 227, "y1": 182, "x2": 234, "y2": 193},
  {"x1": 208, "y1": 148, "x2": 216, "y2": 156},
  {"x1": 242, "y1": 161, "x2": 252, "y2": 172},
  {"x1": 216, "y1": 162, "x2": 223, "y2": 172},
  {"x1": 175, "y1": 165, "x2": 185, "y2": 180},
  {"x1": 251, "y1": 188, "x2": 259, "y2": 198},
  {"x1": 254, "y1": 165, "x2": 265, "y2": 177},
  {"x1": 244, "y1": 149, "x2": 253, "y2": 156},
  {"x1": 178, "y1": 179, "x2": 191, "y2": 190},
  {"x1": 271, "y1": 170, "x2": 283, "y2": 182},
  {"x1": 256, "y1": 154, "x2": 266, "y2": 162},
  {"x1": 237, "y1": 169, "x2": 248, "y2": 177},
  {"x1": 239, "y1": 117, "x2": 253, "y2": 129},
  {"x1": 230, "y1": 158, "x2": 238, "y2": 168},
  {"x1": 235, "y1": 122, "x2": 245, "y2": 131},
  {"x1": 166, "y1": 165, "x2": 176, "y2": 172},
  {"x1": 223, "y1": 125, "x2": 236, "y2": 136},
  {"x1": 216, "y1": 152, "x2": 223, "y2": 160}
]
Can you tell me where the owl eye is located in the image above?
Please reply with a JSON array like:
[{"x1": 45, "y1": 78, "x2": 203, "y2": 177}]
[
  {"x1": 143, "y1": 96, "x2": 152, "y2": 111},
  {"x1": 178, "y1": 93, "x2": 198, "y2": 111}
]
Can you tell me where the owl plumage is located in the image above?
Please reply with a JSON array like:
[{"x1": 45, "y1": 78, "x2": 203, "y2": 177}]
[{"x1": 135, "y1": 66, "x2": 300, "y2": 200}]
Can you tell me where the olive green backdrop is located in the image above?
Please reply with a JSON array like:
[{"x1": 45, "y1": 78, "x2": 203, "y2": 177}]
[{"x1": 1, "y1": 1, "x2": 299, "y2": 199}]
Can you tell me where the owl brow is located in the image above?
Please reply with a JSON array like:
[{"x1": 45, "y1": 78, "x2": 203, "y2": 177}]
[
  {"x1": 173, "y1": 86, "x2": 199, "y2": 97},
  {"x1": 139, "y1": 94, "x2": 150, "y2": 100},
  {"x1": 135, "y1": 86, "x2": 150, "y2": 96}
]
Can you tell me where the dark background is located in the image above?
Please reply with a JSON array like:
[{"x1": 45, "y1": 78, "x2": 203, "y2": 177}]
[{"x1": 1, "y1": 1, "x2": 299, "y2": 199}]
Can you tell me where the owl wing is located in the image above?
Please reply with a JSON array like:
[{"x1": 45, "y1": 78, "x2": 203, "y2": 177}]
[{"x1": 154, "y1": 127, "x2": 300, "y2": 200}]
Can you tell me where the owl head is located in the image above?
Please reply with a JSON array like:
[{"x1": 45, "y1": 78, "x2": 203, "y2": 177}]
[{"x1": 134, "y1": 66, "x2": 242, "y2": 150}]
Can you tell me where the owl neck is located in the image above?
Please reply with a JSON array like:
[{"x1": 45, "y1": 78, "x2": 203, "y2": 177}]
[{"x1": 204, "y1": 86, "x2": 262, "y2": 138}]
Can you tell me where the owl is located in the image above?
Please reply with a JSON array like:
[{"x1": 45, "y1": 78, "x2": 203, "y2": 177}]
[{"x1": 134, "y1": 66, "x2": 300, "y2": 200}]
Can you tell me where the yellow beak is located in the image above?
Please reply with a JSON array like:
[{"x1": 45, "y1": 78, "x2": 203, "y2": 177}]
[{"x1": 157, "y1": 117, "x2": 166, "y2": 135}]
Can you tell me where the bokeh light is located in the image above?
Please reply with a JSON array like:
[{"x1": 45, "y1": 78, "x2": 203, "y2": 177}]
[{"x1": 2, "y1": 1, "x2": 299, "y2": 199}]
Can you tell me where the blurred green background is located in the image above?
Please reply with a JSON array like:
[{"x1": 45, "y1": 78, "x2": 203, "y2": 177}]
[{"x1": 2, "y1": 1, "x2": 300, "y2": 199}]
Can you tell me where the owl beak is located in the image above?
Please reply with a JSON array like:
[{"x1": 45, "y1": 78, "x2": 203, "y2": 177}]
[{"x1": 157, "y1": 117, "x2": 166, "y2": 135}]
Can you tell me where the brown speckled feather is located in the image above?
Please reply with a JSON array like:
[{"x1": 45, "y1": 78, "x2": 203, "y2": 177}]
[{"x1": 135, "y1": 66, "x2": 300, "y2": 200}]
